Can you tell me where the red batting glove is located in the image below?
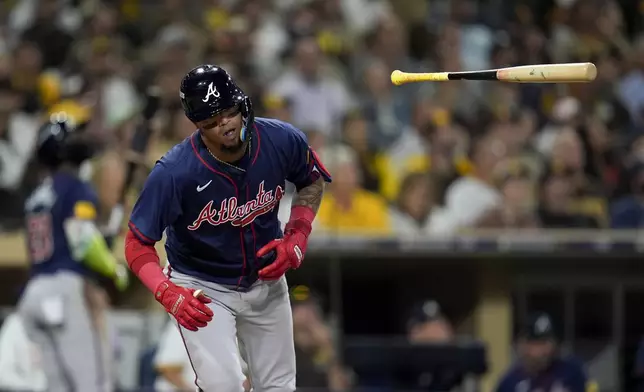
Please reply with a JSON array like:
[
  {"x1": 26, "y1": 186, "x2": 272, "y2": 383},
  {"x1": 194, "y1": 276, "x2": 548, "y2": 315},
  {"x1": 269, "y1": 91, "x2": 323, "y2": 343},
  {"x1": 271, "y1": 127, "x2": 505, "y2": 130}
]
[
  {"x1": 256, "y1": 231, "x2": 307, "y2": 280},
  {"x1": 155, "y1": 281, "x2": 214, "y2": 331},
  {"x1": 257, "y1": 206, "x2": 314, "y2": 280}
]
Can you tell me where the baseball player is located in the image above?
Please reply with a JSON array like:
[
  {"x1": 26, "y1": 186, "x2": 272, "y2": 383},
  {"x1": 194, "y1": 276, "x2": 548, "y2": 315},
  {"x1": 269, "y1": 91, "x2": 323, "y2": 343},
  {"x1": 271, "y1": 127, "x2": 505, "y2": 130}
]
[
  {"x1": 495, "y1": 313, "x2": 594, "y2": 392},
  {"x1": 18, "y1": 115, "x2": 129, "y2": 392},
  {"x1": 124, "y1": 64, "x2": 332, "y2": 392}
]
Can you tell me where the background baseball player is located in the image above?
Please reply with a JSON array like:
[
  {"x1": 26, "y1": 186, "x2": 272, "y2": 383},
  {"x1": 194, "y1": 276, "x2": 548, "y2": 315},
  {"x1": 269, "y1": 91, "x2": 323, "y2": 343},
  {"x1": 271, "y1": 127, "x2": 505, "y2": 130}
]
[
  {"x1": 124, "y1": 64, "x2": 331, "y2": 392},
  {"x1": 495, "y1": 313, "x2": 595, "y2": 392},
  {"x1": 17, "y1": 114, "x2": 129, "y2": 392}
]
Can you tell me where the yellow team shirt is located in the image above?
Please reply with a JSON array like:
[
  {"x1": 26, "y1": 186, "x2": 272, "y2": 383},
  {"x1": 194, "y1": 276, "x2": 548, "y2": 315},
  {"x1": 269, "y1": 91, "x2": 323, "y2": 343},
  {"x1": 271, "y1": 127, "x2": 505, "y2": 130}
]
[{"x1": 316, "y1": 190, "x2": 391, "y2": 235}]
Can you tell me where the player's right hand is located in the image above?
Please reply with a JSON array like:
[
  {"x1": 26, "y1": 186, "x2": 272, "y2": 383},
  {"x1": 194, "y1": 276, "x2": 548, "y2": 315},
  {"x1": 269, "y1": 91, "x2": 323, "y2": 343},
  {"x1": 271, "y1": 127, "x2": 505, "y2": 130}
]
[{"x1": 154, "y1": 281, "x2": 214, "y2": 331}]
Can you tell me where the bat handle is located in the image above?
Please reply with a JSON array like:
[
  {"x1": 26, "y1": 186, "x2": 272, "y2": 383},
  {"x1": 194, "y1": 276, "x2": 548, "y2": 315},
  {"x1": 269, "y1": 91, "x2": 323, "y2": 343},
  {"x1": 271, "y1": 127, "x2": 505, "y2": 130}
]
[
  {"x1": 391, "y1": 70, "x2": 449, "y2": 85},
  {"x1": 193, "y1": 289, "x2": 204, "y2": 298}
]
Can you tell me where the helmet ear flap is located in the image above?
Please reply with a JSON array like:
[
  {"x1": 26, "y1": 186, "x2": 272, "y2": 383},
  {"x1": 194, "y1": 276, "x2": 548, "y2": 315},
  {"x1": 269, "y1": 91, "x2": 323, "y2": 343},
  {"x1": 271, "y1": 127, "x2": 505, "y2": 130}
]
[
  {"x1": 242, "y1": 96, "x2": 254, "y2": 123},
  {"x1": 239, "y1": 96, "x2": 254, "y2": 142}
]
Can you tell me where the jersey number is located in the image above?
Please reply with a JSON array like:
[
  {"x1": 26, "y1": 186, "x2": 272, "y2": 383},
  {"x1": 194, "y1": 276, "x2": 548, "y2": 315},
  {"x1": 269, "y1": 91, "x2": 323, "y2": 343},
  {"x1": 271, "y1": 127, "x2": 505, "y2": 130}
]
[{"x1": 26, "y1": 213, "x2": 54, "y2": 263}]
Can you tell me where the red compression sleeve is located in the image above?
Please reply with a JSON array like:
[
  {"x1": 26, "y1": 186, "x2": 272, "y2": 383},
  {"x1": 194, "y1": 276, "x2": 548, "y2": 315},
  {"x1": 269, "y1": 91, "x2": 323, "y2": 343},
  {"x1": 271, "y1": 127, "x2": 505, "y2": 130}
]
[
  {"x1": 285, "y1": 206, "x2": 315, "y2": 237},
  {"x1": 124, "y1": 230, "x2": 167, "y2": 293}
]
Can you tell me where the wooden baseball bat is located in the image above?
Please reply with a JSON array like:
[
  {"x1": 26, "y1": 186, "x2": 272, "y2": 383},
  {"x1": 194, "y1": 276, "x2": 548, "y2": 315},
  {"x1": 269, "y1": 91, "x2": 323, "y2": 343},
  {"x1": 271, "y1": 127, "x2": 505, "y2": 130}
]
[{"x1": 391, "y1": 62, "x2": 597, "y2": 85}]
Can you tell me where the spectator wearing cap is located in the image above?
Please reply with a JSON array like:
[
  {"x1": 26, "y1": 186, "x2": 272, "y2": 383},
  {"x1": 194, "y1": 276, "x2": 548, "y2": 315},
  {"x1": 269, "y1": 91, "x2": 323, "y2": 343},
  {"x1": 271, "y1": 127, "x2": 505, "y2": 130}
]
[
  {"x1": 495, "y1": 313, "x2": 596, "y2": 392},
  {"x1": 290, "y1": 285, "x2": 352, "y2": 392}
]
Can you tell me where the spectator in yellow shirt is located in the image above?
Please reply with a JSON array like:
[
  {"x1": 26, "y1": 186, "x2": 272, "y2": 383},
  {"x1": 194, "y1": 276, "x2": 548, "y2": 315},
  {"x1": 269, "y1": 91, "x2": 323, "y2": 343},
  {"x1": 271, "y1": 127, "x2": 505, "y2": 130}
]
[{"x1": 316, "y1": 144, "x2": 391, "y2": 236}]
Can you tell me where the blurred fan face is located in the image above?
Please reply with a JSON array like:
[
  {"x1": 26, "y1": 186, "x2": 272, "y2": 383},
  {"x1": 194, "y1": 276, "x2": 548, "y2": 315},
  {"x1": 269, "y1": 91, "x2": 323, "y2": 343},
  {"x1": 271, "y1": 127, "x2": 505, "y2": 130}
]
[
  {"x1": 292, "y1": 302, "x2": 324, "y2": 350},
  {"x1": 87, "y1": 50, "x2": 113, "y2": 77},
  {"x1": 0, "y1": 89, "x2": 21, "y2": 115},
  {"x1": 474, "y1": 137, "x2": 507, "y2": 175},
  {"x1": 293, "y1": 303, "x2": 321, "y2": 330},
  {"x1": 342, "y1": 117, "x2": 367, "y2": 151},
  {"x1": 36, "y1": 0, "x2": 61, "y2": 20},
  {"x1": 502, "y1": 178, "x2": 534, "y2": 208},
  {"x1": 401, "y1": 177, "x2": 432, "y2": 219},
  {"x1": 14, "y1": 43, "x2": 42, "y2": 74},
  {"x1": 364, "y1": 62, "x2": 390, "y2": 96},
  {"x1": 542, "y1": 176, "x2": 572, "y2": 211},
  {"x1": 93, "y1": 6, "x2": 118, "y2": 35},
  {"x1": 552, "y1": 130, "x2": 585, "y2": 171},
  {"x1": 333, "y1": 161, "x2": 359, "y2": 191},
  {"x1": 295, "y1": 38, "x2": 321, "y2": 79},
  {"x1": 305, "y1": 130, "x2": 325, "y2": 152}
]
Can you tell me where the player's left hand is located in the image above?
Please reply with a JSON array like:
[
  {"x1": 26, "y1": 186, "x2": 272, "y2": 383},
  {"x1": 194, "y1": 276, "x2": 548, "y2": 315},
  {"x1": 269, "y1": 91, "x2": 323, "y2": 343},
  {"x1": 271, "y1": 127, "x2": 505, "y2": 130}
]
[{"x1": 256, "y1": 230, "x2": 307, "y2": 280}]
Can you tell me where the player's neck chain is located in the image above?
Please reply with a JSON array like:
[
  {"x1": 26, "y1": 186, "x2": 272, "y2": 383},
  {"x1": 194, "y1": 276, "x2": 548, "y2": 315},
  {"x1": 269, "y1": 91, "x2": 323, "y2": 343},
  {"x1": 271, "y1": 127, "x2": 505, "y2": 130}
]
[{"x1": 206, "y1": 140, "x2": 251, "y2": 173}]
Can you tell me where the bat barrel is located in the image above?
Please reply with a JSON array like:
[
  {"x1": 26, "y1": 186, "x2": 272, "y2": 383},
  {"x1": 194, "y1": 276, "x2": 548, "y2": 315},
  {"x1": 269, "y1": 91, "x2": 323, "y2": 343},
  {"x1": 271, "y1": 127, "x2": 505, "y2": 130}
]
[
  {"x1": 391, "y1": 62, "x2": 597, "y2": 85},
  {"x1": 496, "y1": 62, "x2": 597, "y2": 83}
]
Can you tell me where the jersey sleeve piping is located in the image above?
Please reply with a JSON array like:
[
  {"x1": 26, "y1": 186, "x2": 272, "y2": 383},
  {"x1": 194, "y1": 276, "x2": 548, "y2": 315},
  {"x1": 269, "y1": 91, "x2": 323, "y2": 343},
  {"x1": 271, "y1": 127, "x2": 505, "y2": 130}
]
[
  {"x1": 128, "y1": 221, "x2": 157, "y2": 244},
  {"x1": 309, "y1": 148, "x2": 332, "y2": 182}
]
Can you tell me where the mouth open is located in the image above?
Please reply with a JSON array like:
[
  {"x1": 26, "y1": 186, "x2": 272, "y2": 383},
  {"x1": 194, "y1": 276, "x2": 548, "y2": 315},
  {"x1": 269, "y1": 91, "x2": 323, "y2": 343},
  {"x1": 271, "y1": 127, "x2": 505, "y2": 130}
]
[{"x1": 223, "y1": 129, "x2": 236, "y2": 137}]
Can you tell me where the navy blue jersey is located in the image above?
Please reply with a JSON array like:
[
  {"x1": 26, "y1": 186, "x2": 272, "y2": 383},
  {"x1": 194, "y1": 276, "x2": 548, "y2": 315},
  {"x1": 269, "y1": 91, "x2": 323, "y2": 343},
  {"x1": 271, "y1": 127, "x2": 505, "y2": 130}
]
[
  {"x1": 24, "y1": 172, "x2": 99, "y2": 277},
  {"x1": 128, "y1": 117, "x2": 332, "y2": 288},
  {"x1": 495, "y1": 357, "x2": 588, "y2": 392}
]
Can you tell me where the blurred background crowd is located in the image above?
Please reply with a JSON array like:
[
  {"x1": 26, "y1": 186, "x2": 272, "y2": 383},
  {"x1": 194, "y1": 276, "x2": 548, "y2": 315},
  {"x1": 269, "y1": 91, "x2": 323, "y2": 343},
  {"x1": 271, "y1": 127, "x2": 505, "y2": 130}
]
[
  {"x1": 1, "y1": 0, "x2": 644, "y2": 391},
  {"x1": 2, "y1": 0, "x2": 644, "y2": 236}
]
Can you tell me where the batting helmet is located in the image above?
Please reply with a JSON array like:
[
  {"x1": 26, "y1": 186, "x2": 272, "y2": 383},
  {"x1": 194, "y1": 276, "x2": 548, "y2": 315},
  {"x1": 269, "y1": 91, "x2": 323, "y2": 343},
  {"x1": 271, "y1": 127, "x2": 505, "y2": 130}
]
[
  {"x1": 36, "y1": 113, "x2": 95, "y2": 169},
  {"x1": 179, "y1": 64, "x2": 254, "y2": 142}
]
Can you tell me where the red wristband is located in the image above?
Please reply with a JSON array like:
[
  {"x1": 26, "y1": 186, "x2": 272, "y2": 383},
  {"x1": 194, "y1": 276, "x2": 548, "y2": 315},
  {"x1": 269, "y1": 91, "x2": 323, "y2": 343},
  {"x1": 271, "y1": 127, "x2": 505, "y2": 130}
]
[
  {"x1": 124, "y1": 230, "x2": 167, "y2": 293},
  {"x1": 284, "y1": 206, "x2": 315, "y2": 237}
]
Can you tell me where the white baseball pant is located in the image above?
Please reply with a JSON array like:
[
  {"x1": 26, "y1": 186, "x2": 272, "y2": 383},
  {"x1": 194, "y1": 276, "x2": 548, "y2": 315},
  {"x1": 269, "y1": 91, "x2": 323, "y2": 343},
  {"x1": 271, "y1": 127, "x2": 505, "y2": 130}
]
[
  {"x1": 17, "y1": 271, "x2": 112, "y2": 392},
  {"x1": 167, "y1": 268, "x2": 296, "y2": 392}
]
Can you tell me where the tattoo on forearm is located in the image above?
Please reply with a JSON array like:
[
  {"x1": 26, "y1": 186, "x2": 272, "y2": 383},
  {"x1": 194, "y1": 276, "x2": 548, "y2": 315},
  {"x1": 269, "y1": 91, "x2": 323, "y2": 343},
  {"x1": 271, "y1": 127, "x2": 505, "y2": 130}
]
[{"x1": 293, "y1": 177, "x2": 325, "y2": 213}]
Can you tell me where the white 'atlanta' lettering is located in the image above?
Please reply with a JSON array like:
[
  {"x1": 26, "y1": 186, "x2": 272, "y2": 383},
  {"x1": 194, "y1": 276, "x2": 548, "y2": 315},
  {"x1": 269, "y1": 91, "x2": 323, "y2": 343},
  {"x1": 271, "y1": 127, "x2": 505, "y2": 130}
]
[{"x1": 188, "y1": 181, "x2": 284, "y2": 230}]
